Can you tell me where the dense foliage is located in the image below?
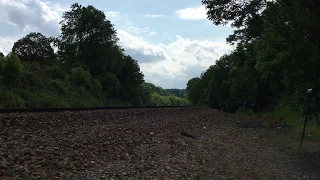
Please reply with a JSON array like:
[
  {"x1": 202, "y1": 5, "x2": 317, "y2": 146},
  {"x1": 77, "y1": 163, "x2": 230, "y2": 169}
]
[
  {"x1": 187, "y1": 0, "x2": 320, "y2": 114},
  {"x1": 165, "y1": 89, "x2": 187, "y2": 98},
  {"x1": 141, "y1": 83, "x2": 189, "y2": 106},
  {"x1": 0, "y1": 3, "x2": 189, "y2": 108}
]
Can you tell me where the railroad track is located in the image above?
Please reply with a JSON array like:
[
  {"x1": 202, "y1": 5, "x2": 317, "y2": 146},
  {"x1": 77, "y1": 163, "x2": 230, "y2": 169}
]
[{"x1": 0, "y1": 105, "x2": 199, "y2": 113}]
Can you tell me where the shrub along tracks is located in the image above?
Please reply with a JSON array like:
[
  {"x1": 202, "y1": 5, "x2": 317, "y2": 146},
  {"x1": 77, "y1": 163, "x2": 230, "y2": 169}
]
[{"x1": 0, "y1": 106, "x2": 319, "y2": 179}]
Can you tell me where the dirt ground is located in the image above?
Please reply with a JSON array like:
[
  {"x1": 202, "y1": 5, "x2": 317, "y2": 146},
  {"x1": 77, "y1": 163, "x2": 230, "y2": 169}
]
[{"x1": 0, "y1": 106, "x2": 319, "y2": 179}]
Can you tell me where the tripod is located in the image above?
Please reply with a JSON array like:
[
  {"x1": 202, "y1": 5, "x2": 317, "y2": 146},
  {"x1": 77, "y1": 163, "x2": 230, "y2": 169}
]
[{"x1": 299, "y1": 94, "x2": 320, "y2": 149}]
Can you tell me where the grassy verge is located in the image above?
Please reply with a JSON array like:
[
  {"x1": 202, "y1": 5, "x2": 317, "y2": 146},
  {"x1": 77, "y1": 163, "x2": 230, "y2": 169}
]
[
  {"x1": 237, "y1": 108, "x2": 320, "y2": 141},
  {"x1": 235, "y1": 108, "x2": 320, "y2": 178}
]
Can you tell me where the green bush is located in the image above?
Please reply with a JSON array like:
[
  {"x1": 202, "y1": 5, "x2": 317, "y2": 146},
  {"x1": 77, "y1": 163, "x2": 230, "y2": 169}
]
[
  {"x1": 67, "y1": 67, "x2": 92, "y2": 88},
  {"x1": 99, "y1": 72, "x2": 121, "y2": 97},
  {"x1": 150, "y1": 92, "x2": 190, "y2": 106},
  {"x1": 240, "y1": 108, "x2": 320, "y2": 140},
  {"x1": 47, "y1": 65, "x2": 66, "y2": 80},
  {"x1": 1, "y1": 54, "x2": 23, "y2": 87},
  {"x1": 0, "y1": 54, "x2": 185, "y2": 109},
  {"x1": 0, "y1": 89, "x2": 25, "y2": 108}
]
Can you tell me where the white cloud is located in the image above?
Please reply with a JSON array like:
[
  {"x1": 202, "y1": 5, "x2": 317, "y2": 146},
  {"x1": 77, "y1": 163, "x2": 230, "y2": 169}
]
[
  {"x1": 42, "y1": 1, "x2": 69, "y2": 13},
  {"x1": 0, "y1": 0, "x2": 122, "y2": 36},
  {"x1": 176, "y1": 6, "x2": 207, "y2": 20},
  {"x1": 117, "y1": 30, "x2": 234, "y2": 88},
  {"x1": 122, "y1": 22, "x2": 149, "y2": 34},
  {"x1": 145, "y1": 14, "x2": 166, "y2": 18},
  {"x1": 104, "y1": 11, "x2": 128, "y2": 22},
  {"x1": 126, "y1": 26, "x2": 148, "y2": 34},
  {"x1": 0, "y1": 0, "x2": 65, "y2": 37},
  {"x1": 122, "y1": 22, "x2": 157, "y2": 35},
  {"x1": 149, "y1": 31, "x2": 157, "y2": 36},
  {"x1": 117, "y1": 30, "x2": 166, "y2": 63},
  {"x1": 105, "y1": 11, "x2": 119, "y2": 17},
  {"x1": 0, "y1": 37, "x2": 18, "y2": 55}
]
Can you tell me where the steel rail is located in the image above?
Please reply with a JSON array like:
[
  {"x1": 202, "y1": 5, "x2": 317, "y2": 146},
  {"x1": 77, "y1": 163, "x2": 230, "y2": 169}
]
[{"x1": 0, "y1": 105, "x2": 200, "y2": 113}]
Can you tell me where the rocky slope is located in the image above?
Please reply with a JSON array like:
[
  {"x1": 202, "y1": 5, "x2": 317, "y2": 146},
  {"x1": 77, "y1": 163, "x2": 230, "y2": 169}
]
[{"x1": 0, "y1": 107, "x2": 319, "y2": 179}]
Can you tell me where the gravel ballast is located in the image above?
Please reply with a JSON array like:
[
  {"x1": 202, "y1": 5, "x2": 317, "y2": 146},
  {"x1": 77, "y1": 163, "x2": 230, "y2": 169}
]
[{"x1": 0, "y1": 106, "x2": 319, "y2": 179}]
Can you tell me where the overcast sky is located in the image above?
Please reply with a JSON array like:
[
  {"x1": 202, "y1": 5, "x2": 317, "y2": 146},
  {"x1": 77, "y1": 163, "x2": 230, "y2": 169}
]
[{"x1": 0, "y1": 0, "x2": 235, "y2": 89}]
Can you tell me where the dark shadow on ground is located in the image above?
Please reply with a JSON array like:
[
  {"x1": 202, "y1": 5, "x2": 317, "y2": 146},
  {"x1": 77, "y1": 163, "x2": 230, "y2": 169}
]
[{"x1": 296, "y1": 151, "x2": 320, "y2": 173}]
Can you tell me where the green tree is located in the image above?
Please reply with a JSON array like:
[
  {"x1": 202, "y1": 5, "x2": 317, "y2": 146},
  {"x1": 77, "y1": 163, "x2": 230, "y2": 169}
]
[
  {"x1": 1, "y1": 54, "x2": 24, "y2": 87},
  {"x1": 58, "y1": 3, "x2": 124, "y2": 75},
  {"x1": 165, "y1": 89, "x2": 187, "y2": 98},
  {"x1": 202, "y1": 0, "x2": 266, "y2": 44},
  {"x1": 0, "y1": 3, "x2": 193, "y2": 109},
  {"x1": 202, "y1": 0, "x2": 266, "y2": 27},
  {"x1": 117, "y1": 56, "x2": 144, "y2": 104},
  {"x1": 47, "y1": 65, "x2": 66, "y2": 80},
  {"x1": 90, "y1": 78, "x2": 103, "y2": 98},
  {"x1": 12, "y1": 32, "x2": 55, "y2": 65},
  {"x1": 99, "y1": 72, "x2": 121, "y2": 97},
  {"x1": 186, "y1": 0, "x2": 320, "y2": 113},
  {"x1": 67, "y1": 67, "x2": 92, "y2": 88},
  {"x1": 186, "y1": 77, "x2": 201, "y2": 105}
]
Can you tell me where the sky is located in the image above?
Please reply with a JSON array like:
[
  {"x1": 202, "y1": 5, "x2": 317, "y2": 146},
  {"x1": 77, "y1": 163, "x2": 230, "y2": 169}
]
[{"x1": 0, "y1": 0, "x2": 236, "y2": 89}]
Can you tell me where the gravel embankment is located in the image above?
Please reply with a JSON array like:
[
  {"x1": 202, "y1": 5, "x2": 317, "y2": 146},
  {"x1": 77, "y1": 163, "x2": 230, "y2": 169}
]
[{"x1": 0, "y1": 106, "x2": 319, "y2": 179}]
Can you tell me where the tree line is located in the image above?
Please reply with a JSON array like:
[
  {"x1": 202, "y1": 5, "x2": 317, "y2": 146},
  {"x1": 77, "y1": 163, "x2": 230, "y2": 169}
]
[
  {"x1": 0, "y1": 3, "x2": 189, "y2": 108},
  {"x1": 165, "y1": 89, "x2": 187, "y2": 98},
  {"x1": 187, "y1": 0, "x2": 320, "y2": 114}
]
